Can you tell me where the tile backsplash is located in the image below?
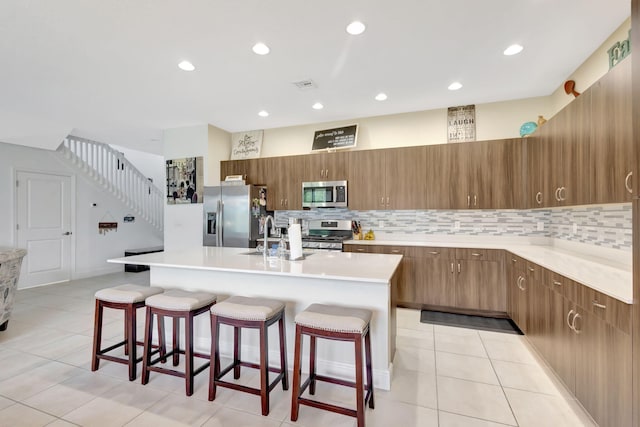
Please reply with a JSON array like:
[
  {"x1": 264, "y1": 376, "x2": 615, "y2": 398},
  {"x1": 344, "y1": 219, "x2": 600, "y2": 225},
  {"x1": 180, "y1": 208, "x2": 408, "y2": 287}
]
[{"x1": 275, "y1": 203, "x2": 632, "y2": 251}]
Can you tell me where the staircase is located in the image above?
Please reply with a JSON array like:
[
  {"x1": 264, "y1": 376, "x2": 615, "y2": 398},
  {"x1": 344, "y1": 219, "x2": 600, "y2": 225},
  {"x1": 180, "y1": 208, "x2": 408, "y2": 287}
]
[{"x1": 57, "y1": 135, "x2": 164, "y2": 232}]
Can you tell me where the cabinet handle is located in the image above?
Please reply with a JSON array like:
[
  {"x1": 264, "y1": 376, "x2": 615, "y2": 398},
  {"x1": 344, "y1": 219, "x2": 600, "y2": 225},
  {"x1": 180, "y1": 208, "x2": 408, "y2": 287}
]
[
  {"x1": 356, "y1": 248, "x2": 365, "y2": 252},
  {"x1": 528, "y1": 267, "x2": 535, "y2": 272},
  {"x1": 567, "y1": 309, "x2": 576, "y2": 331},
  {"x1": 471, "y1": 252, "x2": 483, "y2": 257},
  {"x1": 326, "y1": 169, "x2": 329, "y2": 177},
  {"x1": 535, "y1": 191, "x2": 542, "y2": 205},
  {"x1": 592, "y1": 300, "x2": 606, "y2": 309},
  {"x1": 473, "y1": 194, "x2": 477, "y2": 207},
  {"x1": 518, "y1": 276, "x2": 526, "y2": 291},
  {"x1": 572, "y1": 313, "x2": 582, "y2": 334},
  {"x1": 457, "y1": 262, "x2": 461, "y2": 274},
  {"x1": 280, "y1": 199, "x2": 284, "y2": 206},
  {"x1": 555, "y1": 187, "x2": 561, "y2": 202},
  {"x1": 467, "y1": 195, "x2": 471, "y2": 207},
  {"x1": 450, "y1": 262, "x2": 454, "y2": 273},
  {"x1": 285, "y1": 199, "x2": 288, "y2": 207},
  {"x1": 380, "y1": 197, "x2": 385, "y2": 205},
  {"x1": 625, "y1": 171, "x2": 633, "y2": 194},
  {"x1": 428, "y1": 251, "x2": 440, "y2": 255},
  {"x1": 391, "y1": 250, "x2": 401, "y2": 254},
  {"x1": 560, "y1": 187, "x2": 567, "y2": 201},
  {"x1": 386, "y1": 197, "x2": 390, "y2": 205},
  {"x1": 553, "y1": 280, "x2": 562, "y2": 286},
  {"x1": 511, "y1": 258, "x2": 517, "y2": 263}
]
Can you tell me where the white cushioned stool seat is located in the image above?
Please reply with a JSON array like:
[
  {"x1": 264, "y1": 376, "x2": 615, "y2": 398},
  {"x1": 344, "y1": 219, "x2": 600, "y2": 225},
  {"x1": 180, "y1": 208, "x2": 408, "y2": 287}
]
[
  {"x1": 95, "y1": 284, "x2": 163, "y2": 304},
  {"x1": 211, "y1": 296, "x2": 285, "y2": 321},
  {"x1": 295, "y1": 304, "x2": 371, "y2": 334},
  {"x1": 145, "y1": 289, "x2": 217, "y2": 311}
]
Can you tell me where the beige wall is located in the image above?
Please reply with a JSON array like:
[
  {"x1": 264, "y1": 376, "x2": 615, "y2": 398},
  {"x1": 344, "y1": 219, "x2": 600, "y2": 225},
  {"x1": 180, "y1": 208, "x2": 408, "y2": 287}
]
[
  {"x1": 207, "y1": 124, "x2": 231, "y2": 186},
  {"x1": 253, "y1": 96, "x2": 552, "y2": 158},
  {"x1": 550, "y1": 17, "x2": 631, "y2": 114}
]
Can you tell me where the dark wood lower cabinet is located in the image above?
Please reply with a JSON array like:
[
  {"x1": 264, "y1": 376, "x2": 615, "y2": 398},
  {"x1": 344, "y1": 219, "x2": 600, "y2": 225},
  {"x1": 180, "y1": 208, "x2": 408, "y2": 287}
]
[
  {"x1": 344, "y1": 243, "x2": 632, "y2": 427},
  {"x1": 512, "y1": 260, "x2": 633, "y2": 427},
  {"x1": 417, "y1": 257, "x2": 455, "y2": 307}
]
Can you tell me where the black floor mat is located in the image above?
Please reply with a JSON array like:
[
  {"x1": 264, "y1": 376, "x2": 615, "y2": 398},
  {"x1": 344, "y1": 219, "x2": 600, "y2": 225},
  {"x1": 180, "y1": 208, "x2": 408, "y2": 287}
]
[{"x1": 420, "y1": 310, "x2": 523, "y2": 335}]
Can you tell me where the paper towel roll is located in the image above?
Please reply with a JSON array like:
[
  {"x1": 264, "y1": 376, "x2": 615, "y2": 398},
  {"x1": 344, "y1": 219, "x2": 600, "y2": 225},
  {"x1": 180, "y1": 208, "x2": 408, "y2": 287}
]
[{"x1": 288, "y1": 224, "x2": 304, "y2": 260}]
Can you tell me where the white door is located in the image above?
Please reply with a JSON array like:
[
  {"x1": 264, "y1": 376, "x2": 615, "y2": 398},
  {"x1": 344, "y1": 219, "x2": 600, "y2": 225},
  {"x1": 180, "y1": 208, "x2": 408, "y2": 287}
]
[{"x1": 16, "y1": 171, "x2": 72, "y2": 287}]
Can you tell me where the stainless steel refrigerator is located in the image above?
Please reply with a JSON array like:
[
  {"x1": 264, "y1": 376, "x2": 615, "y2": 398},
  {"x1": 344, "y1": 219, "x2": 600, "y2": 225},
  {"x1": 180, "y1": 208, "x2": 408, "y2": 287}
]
[{"x1": 203, "y1": 183, "x2": 270, "y2": 248}]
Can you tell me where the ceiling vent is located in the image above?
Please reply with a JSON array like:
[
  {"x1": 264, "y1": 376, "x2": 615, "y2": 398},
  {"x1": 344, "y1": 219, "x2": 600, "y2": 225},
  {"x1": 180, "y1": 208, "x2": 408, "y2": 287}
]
[{"x1": 292, "y1": 79, "x2": 317, "y2": 90}]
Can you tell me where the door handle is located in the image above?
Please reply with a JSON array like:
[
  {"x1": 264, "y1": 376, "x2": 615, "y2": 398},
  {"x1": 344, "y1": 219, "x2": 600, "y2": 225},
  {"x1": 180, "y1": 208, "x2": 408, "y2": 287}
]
[{"x1": 62, "y1": 231, "x2": 72, "y2": 236}]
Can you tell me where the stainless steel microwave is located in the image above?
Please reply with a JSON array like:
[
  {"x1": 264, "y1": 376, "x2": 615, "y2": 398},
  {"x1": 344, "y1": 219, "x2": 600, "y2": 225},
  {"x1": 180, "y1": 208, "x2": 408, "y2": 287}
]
[{"x1": 302, "y1": 180, "x2": 348, "y2": 208}]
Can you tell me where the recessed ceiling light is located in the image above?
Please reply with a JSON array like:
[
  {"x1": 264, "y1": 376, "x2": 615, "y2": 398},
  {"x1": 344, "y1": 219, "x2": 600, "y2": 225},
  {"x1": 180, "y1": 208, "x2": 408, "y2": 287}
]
[
  {"x1": 252, "y1": 43, "x2": 270, "y2": 55},
  {"x1": 178, "y1": 60, "x2": 195, "y2": 71},
  {"x1": 448, "y1": 82, "x2": 463, "y2": 91},
  {"x1": 258, "y1": 110, "x2": 269, "y2": 117},
  {"x1": 375, "y1": 93, "x2": 388, "y2": 101},
  {"x1": 346, "y1": 21, "x2": 366, "y2": 35},
  {"x1": 312, "y1": 102, "x2": 324, "y2": 110},
  {"x1": 503, "y1": 44, "x2": 524, "y2": 56}
]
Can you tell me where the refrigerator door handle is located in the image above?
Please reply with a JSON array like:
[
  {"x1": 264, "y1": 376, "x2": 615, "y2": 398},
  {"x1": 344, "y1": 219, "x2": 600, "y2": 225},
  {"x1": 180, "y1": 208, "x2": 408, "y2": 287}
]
[{"x1": 219, "y1": 200, "x2": 224, "y2": 246}]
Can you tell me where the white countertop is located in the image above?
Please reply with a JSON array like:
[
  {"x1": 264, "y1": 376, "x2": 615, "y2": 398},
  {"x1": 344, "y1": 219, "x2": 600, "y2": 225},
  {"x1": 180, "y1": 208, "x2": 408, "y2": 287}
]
[
  {"x1": 344, "y1": 237, "x2": 632, "y2": 303},
  {"x1": 109, "y1": 246, "x2": 402, "y2": 284}
]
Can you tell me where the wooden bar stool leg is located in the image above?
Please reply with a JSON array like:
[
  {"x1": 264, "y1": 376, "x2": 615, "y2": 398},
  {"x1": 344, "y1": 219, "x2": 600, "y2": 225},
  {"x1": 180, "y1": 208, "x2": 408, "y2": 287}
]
[
  {"x1": 127, "y1": 305, "x2": 137, "y2": 381},
  {"x1": 209, "y1": 314, "x2": 219, "y2": 401},
  {"x1": 309, "y1": 335, "x2": 317, "y2": 395},
  {"x1": 259, "y1": 321, "x2": 270, "y2": 416},
  {"x1": 141, "y1": 306, "x2": 154, "y2": 385},
  {"x1": 172, "y1": 317, "x2": 180, "y2": 366},
  {"x1": 290, "y1": 324, "x2": 303, "y2": 422},
  {"x1": 364, "y1": 329, "x2": 374, "y2": 409},
  {"x1": 185, "y1": 313, "x2": 194, "y2": 396},
  {"x1": 157, "y1": 314, "x2": 167, "y2": 363},
  {"x1": 91, "y1": 299, "x2": 103, "y2": 372},
  {"x1": 354, "y1": 333, "x2": 365, "y2": 427},
  {"x1": 233, "y1": 326, "x2": 242, "y2": 379},
  {"x1": 278, "y1": 315, "x2": 289, "y2": 390},
  {"x1": 124, "y1": 309, "x2": 130, "y2": 356}
]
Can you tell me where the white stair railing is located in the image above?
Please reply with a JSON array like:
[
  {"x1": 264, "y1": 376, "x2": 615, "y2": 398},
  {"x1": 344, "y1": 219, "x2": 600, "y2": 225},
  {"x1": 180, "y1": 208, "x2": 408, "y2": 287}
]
[{"x1": 58, "y1": 135, "x2": 164, "y2": 231}]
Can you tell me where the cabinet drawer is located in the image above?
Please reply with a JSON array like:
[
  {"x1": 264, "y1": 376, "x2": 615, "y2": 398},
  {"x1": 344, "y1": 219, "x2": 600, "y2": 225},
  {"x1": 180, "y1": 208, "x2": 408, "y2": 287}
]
[
  {"x1": 455, "y1": 248, "x2": 504, "y2": 262},
  {"x1": 344, "y1": 244, "x2": 385, "y2": 254},
  {"x1": 411, "y1": 246, "x2": 455, "y2": 259},
  {"x1": 525, "y1": 261, "x2": 542, "y2": 282},
  {"x1": 546, "y1": 270, "x2": 569, "y2": 295},
  {"x1": 578, "y1": 285, "x2": 631, "y2": 334}
]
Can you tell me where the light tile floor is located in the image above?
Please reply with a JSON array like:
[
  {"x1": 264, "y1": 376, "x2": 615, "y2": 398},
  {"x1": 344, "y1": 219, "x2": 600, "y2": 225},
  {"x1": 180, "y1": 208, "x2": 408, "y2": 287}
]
[{"x1": 0, "y1": 271, "x2": 597, "y2": 426}]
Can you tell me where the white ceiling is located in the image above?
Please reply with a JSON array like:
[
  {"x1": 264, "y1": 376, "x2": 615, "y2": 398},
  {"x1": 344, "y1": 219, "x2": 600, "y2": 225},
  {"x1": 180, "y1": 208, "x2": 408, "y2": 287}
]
[{"x1": 0, "y1": 0, "x2": 630, "y2": 154}]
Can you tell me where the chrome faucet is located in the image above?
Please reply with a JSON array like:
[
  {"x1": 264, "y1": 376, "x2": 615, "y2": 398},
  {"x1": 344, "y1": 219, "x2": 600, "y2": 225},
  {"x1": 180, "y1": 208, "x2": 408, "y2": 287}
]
[{"x1": 263, "y1": 215, "x2": 275, "y2": 260}]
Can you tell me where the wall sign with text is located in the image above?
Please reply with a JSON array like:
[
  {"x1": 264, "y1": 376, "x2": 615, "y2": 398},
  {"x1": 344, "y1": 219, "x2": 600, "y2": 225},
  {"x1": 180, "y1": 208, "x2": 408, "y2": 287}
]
[
  {"x1": 312, "y1": 124, "x2": 358, "y2": 151},
  {"x1": 231, "y1": 130, "x2": 263, "y2": 160},
  {"x1": 447, "y1": 105, "x2": 476, "y2": 143}
]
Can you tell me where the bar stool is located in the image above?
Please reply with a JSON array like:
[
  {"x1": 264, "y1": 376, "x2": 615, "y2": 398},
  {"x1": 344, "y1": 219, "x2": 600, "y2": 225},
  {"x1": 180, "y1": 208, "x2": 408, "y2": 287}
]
[
  {"x1": 290, "y1": 304, "x2": 374, "y2": 427},
  {"x1": 91, "y1": 284, "x2": 164, "y2": 381},
  {"x1": 209, "y1": 296, "x2": 288, "y2": 416},
  {"x1": 141, "y1": 289, "x2": 217, "y2": 396}
]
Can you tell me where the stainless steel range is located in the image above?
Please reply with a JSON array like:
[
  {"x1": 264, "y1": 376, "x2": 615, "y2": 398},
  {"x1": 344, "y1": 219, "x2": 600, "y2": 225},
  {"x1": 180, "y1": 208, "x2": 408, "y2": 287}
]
[{"x1": 302, "y1": 220, "x2": 353, "y2": 251}]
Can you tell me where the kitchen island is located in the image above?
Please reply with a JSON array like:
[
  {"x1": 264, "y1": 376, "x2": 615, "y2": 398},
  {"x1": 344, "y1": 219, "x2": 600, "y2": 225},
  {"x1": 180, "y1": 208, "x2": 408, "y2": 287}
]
[{"x1": 108, "y1": 247, "x2": 402, "y2": 389}]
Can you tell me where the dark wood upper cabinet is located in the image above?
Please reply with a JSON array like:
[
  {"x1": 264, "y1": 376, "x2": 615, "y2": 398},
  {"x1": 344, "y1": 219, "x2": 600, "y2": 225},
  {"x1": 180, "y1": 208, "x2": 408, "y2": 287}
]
[
  {"x1": 348, "y1": 146, "x2": 427, "y2": 210},
  {"x1": 590, "y1": 56, "x2": 633, "y2": 203},
  {"x1": 347, "y1": 149, "x2": 386, "y2": 210},
  {"x1": 304, "y1": 151, "x2": 349, "y2": 182},
  {"x1": 384, "y1": 146, "x2": 428, "y2": 209}
]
